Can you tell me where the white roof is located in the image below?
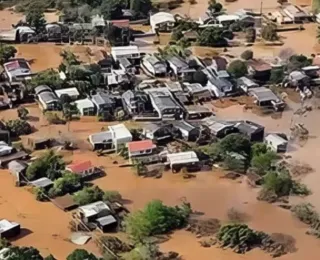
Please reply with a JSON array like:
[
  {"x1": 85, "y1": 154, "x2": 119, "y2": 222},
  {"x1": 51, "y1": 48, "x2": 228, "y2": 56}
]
[
  {"x1": 55, "y1": 87, "x2": 80, "y2": 98},
  {"x1": 111, "y1": 46, "x2": 139, "y2": 58},
  {"x1": 75, "y1": 98, "x2": 94, "y2": 110},
  {"x1": 167, "y1": 151, "x2": 199, "y2": 166},
  {"x1": 79, "y1": 201, "x2": 110, "y2": 218},
  {"x1": 217, "y1": 14, "x2": 240, "y2": 22},
  {"x1": 265, "y1": 134, "x2": 288, "y2": 146},
  {"x1": 150, "y1": 12, "x2": 175, "y2": 25},
  {"x1": 0, "y1": 219, "x2": 20, "y2": 233},
  {"x1": 109, "y1": 124, "x2": 132, "y2": 142}
]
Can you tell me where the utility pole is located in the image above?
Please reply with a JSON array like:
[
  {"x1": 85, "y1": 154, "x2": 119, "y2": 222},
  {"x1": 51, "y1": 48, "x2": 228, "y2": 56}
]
[{"x1": 260, "y1": 0, "x2": 263, "y2": 15}]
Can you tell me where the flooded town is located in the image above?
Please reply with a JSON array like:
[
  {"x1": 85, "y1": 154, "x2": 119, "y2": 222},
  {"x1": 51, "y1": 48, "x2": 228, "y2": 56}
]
[{"x1": 0, "y1": 0, "x2": 320, "y2": 259}]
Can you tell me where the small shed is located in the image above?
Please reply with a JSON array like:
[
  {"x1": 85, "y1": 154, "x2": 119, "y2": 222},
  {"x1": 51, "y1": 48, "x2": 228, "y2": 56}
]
[
  {"x1": 167, "y1": 151, "x2": 199, "y2": 172},
  {"x1": 75, "y1": 98, "x2": 95, "y2": 116},
  {"x1": 0, "y1": 151, "x2": 29, "y2": 167},
  {"x1": 150, "y1": 12, "x2": 175, "y2": 33},
  {"x1": 172, "y1": 121, "x2": 200, "y2": 141},
  {"x1": 53, "y1": 194, "x2": 78, "y2": 211},
  {"x1": 233, "y1": 120, "x2": 265, "y2": 142},
  {"x1": 0, "y1": 219, "x2": 20, "y2": 239},
  {"x1": 88, "y1": 131, "x2": 113, "y2": 151},
  {"x1": 30, "y1": 177, "x2": 54, "y2": 189},
  {"x1": 78, "y1": 201, "x2": 111, "y2": 223},
  {"x1": 201, "y1": 116, "x2": 236, "y2": 138},
  {"x1": 96, "y1": 215, "x2": 117, "y2": 232},
  {"x1": 265, "y1": 134, "x2": 288, "y2": 153},
  {"x1": 8, "y1": 160, "x2": 28, "y2": 186}
]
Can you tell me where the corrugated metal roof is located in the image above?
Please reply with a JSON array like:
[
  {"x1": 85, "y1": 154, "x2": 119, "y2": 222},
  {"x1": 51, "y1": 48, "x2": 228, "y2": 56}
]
[{"x1": 167, "y1": 151, "x2": 199, "y2": 165}]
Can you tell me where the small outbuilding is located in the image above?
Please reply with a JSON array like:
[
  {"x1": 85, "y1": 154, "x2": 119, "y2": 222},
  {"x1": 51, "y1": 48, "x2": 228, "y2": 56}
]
[
  {"x1": 109, "y1": 124, "x2": 133, "y2": 151},
  {"x1": 8, "y1": 160, "x2": 28, "y2": 186},
  {"x1": 52, "y1": 194, "x2": 78, "y2": 211},
  {"x1": 88, "y1": 131, "x2": 113, "y2": 150},
  {"x1": 265, "y1": 133, "x2": 288, "y2": 153},
  {"x1": 233, "y1": 120, "x2": 265, "y2": 142},
  {"x1": 30, "y1": 177, "x2": 54, "y2": 189},
  {"x1": 55, "y1": 87, "x2": 80, "y2": 101},
  {"x1": 78, "y1": 201, "x2": 111, "y2": 223},
  {"x1": 150, "y1": 12, "x2": 175, "y2": 33},
  {"x1": 167, "y1": 151, "x2": 200, "y2": 172},
  {"x1": 172, "y1": 121, "x2": 200, "y2": 142},
  {"x1": 201, "y1": 116, "x2": 236, "y2": 138},
  {"x1": 0, "y1": 219, "x2": 20, "y2": 239},
  {"x1": 96, "y1": 215, "x2": 117, "y2": 232},
  {"x1": 38, "y1": 91, "x2": 60, "y2": 111}
]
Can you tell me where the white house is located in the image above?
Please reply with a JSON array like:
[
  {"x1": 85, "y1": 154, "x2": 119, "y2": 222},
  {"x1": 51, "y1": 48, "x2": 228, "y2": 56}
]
[
  {"x1": 150, "y1": 12, "x2": 175, "y2": 33},
  {"x1": 38, "y1": 91, "x2": 60, "y2": 110},
  {"x1": 55, "y1": 87, "x2": 80, "y2": 100},
  {"x1": 265, "y1": 134, "x2": 288, "y2": 153},
  {"x1": 108, "y1": 124, "x2": 132, "y2": 151},
  {"x1": 111, "y1": 46, "x2": 140, "y2": 64},
  {"x1": 0, "y1": 219, "x2": 21, "y2": 239},
  {"x1": 216, "y1": 14, "x2": 240, "y2": 26},
  {"x1": 74, "y1": 98, "x2": 95, "y2": 116},
  {"x1": 166, "y1": 151, "x2": 199, "y2": 169}
]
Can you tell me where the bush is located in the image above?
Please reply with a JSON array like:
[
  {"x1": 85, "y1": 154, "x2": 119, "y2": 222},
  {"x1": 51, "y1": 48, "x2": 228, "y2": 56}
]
[
  {"x1": 227, "y1": 60, "x2": 247, "y2": 78},
  {"x1": 49, "y1": 171, "x2": 82, "y2": 198},
  {"x1": 103, "y1": 190, "x2": 122, "y2": 202},
  {"x1": 5, "y1": 119, "x2": 32, "y2": 137},
  {"x1": 219, "y1": 134, "x2": 251, "y2": 157},
  {"x1": 261, "y1": 24, "x2": 278, "y2": 41},
  {"x1": 0, "y1": 45, "x2": 17, "y2": 65},
  {"x1": 291, "y1": 203, "x2": 320, "y2": 228},
  {"x1": 0, "y1": 238, "x2": 11, "y2": 250},
  {"x1": 269, "y1": 67, "x2": 285, "y2": 84},
  {"x1": 241, "y1": 50, "x2": 253, "y2": 61},
  {"x1": 67, "y1": 249, "x2": 100, "y2": 260},
  {"x1": 73, "y1": 186, "x2": 104, "y2": 206},
  {"x1": 33, "y1": 187, "x2": 48, "y2": 201},
  {"x1": 291, "y1": 181, "x2": 311, "y2": 196},
  {"x1": 224, "y1": 156, "x2": 245, "y2": 173},
  {"x1": 45, "y1": 112, "x2": 66, "y2": 125},
  {"x1": 17, "y1": 106, "x2": 29, "y2": 120},
  {"x1": 28, "y1": 69, "x2": 63, "y2": 91},
  {"x1": 262, "y1": 170, "x2": 292, "y2": 198},
  {"x1": 197, "y1": 27, "x2": 228, "y2": 47},
  {"x1": 125, "y1": 200, "x2": 192, "y2": 242},
  {"x1": 245, "y1": 27, "x2": 256, "y2": 43},
  {"x1": 251, "y1": 151, "x2": 277, "y2": 176}
]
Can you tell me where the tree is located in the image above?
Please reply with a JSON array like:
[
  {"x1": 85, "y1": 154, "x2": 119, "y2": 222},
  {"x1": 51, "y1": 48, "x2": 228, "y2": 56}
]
[
  {"x1": 219, "y1": 134, "x2": 251, "y2": 157},
  {"x1": 251, "y1": 151, "x2": 277, "y2": 176},
  {"x1": 67, "y1": 249, "x2": 101, "y2": 260},
  {"x1": 73, "y1": 186, "x2": 104, "y2": 205},
  {"x1": 103, "y1": 190, "x2": 122, "y2": 202},
  {"x1": 262, "y1": 170, "x2": 293, "y2": 198},
  {"x1": 28, "y1": 69, "x2": 63, "y2": 91},
  {"x1": 0, "y1": 238, "x2": 11, "y2": 249},
  {"x1": 287, "y1": 54, "x2": 312, "y2": 72},
  {"x1": 123, "y1": 243, "x2": 159, "y2": 260},
  {"x1": 227, "y1": 60, "x2": 247, "y2": 78},
  {"x1": 101, "y1": 0, "x2": 124, "y2": 20},
  {"x1": 44, "y1": 254, "x2": 57, "y2": 260},
  {"x1": 48, "y1": 171, "x2": 82, "y2": 198},
  {"x1": 0, "y1": 45, "x2": 17, "y2": 65},
  {"x1": 125, "y1": 200, "x2": 191, "y2": 242},
  {"x1": 26, "y1": 9, "x2": 46, "y2": 33},
  {"x1": 197, "y1": 27, "x2": 228, "y2": 47},
  {"x1": 33, "y1": 187, "x2": 48, "y2": 201},
  {"x1": 208, "y1": 0, "x2": 223, "y2": 14},
  {"x1": 5, "y1": 119, "x2": 32, "y2": 137},
  {"x1": 224, "y1": 155, "x2": 245, "y2": 173},
  {"x1": 269, "y1": 67, "x2": 285, "y2": 84},
  {"x1": 241, "y1": 50, "x2": 253, "y2": 60},
  {"x1": 3, "y1": 246, "x2": 43, "y2": 260},
  {"x1": 130, "y1": 0, "x2": 152, "y2": 18},
  {"x1": 26, "y1": 150, "x2": 65, "y2": 181},
  {"x1": 245, "y1": 27, "x2": 256, "y2": 43},
  {"x1": 17, "y1": 106, "x2": 29, "y2": 120},
  {"x1": 261, "y1": 24, "x2": 278, "y2": 41}
]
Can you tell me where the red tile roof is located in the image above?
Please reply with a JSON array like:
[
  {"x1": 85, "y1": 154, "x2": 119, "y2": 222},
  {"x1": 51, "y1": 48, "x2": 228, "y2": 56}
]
[
  {"x1": 127, "y1": 140, "x2": 154, "y2": 153},
  {"x1": 67, "y1": 161, "x2": 92, "y2": 174}
]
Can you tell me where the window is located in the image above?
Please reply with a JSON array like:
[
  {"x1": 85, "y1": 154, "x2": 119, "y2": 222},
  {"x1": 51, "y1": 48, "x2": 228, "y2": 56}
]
[{"x1": 145, "y1": 149, "x2": 152, "y2": 153}]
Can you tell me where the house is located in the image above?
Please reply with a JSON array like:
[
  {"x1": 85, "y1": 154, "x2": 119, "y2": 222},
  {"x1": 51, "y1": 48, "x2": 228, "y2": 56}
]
[
  {"x1": 142, "y1": 123, "x2": 180, "y2": 143},
  {"x1": 142, "y1": 54, "x2": 167, "y2": 77},
  {"x1": 3, "y1": 59, "x2": 33, "y2": 82},
  {"x1": 0, "y1": 219, "x2": 20, "y2": 239},
  {"x1": 172, "y1": 121, "x2": 200, "y2": 141},
  {"x1": 0, "y1": 26, "x2": 35, "y2": 43},
  {"x1": 78, "y1": 201, "x2": 111, "y2": 224},
  {"x1": 52, "y1": 194, "x2": 78, "y2": 211},
  {"x1": 127, "y1": 140, "x2": 156, "y2": 162},
  {"x1": 96, "y1": 215, "x2": 117, "y2": 232},
  {"x1": 233, "y1": 120, "x2": 265, "y2": 142},
  {"x1": 183, "y1": 83, "x2": 212, "y2": 101},
  {"x1": 164, "y1": 82, "x2": 189, "y2": 104},
  {"x1": 249, "y1": 87, "x2": 285, "y2": 111},
  {"x1": 301, "y1": 66, "x2": 319, "y2": 79},
  {"x1": 34, "y1": 85, "x2": 52, "y2": 95},
  {"x1": 122, "y1": 90, "x2": 152, "y2": 116},
  {"x1": 284, "y1": 71, "x2": 310, "y2": 89},
  {"x1": 30, "y1": 177, "x2": 54, "y2": 190},
  {"x1": 118, "y1": 57, "x2": 136, "y2": 74},
  {"x1": 0, "y1": 130, "x2": 10, "y2": 145},
  {"x1": 150, "y1": 12, "x2": 175, "y2": 33},
  {"x1": 55, "y1": 87, "x2": 80, "y2": 101},
  {"x1": 109, "y1": 124, "x2": 132, "y2": 151},
  {"x1": 166, "y1": 151, "x2": 200, "y2": 172},
  {"x1": 202, "y1": 116, "x2": 236, "y2": 138},
  {"x1": 265, "y1": 134, "x2": 288, "y2": 153},
  {"x1": 144, "y1": 88, "x2": 183, "y2": 120},
  {"x1": 184, "y1": 105, "x2": 213, "y2": 120},
  {"x1": 168, "y1": 56, "x2": 195, "y2": 78},
  {"x1": 25, "y1": 137, "x2": 52, "y2": 151},
  {"x1": 91, "y1": 92, "x2": 115, "y2": 115},
  {"x1": 0, "y1": 142, "x2": 14, "y2": 156},
  {"x1": 75, "y1": 98, "x2": 95, "y2": 116},
  {"x1": 38, "y1": 91, "x2": 60, "y2": 110},
  {"x1": 202, "y1": 56, "x2": 228, "y2": 72},
  {"x1": 89, "y1": 131, "x2": 113, "y2": 150},
  {"x1": 204, "y1": 68, "x2": 233, "y2": 98},
  {"x1": 237, "y1": 77, "x2": 258, "y2": 93},
  {"x1": 111, "y1": 46, "x2": 140, "y2": 66},
  {"x1": 216, "y1": 14, "x2": 240, "y2": 26},
  {"x1": 247, "y1": 59, "x2": 272, "y2": 81},
  {"x1": 282, "y1": 4, "x2": 311, "y2": 23},
  {"x1": 8, "y1": 160, "x2": 28, "y2": 186},
  {"x1": 104, "y1": 69, "x2": 130, "y2": 87},
  {"x1": 66, "y1": 161, "x2": 103, "y2": 180}
]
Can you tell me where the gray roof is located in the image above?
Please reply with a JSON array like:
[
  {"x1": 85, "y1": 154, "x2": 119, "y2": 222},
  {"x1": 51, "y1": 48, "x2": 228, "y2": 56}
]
[
  {"x1": 233, "y1": 120, "x2": 264, "y2": 135},
  {"x1": 168, "y1": 56, "x2": 188, "y2": 70},
  {"x1": 89, "y1": 131, "x2": 113, "y2": 144},
  {"x1": 30, "y1": 177, "x2": 53, "y2": 188},
  {"x1": 172, "y1": 120, "x2": 196, "y2": 132},
  {"x1": 202, "y1": 116, "x2": 233, "y2": 134},
  {"x1": 146, "y1": 88, "x2": 181, "y2": 110},
  {"x1": 8, "y1": 160, "x2": 28, "y2": 175},
  {"x1": 185, "y1": 105, "x2": 211, "y2": 114},
  {"x1": 249, "y1": 87, "x2": 281, "y2": 102},
  {"x1": 34, "y1": 85, "x2": 52, "y2": 95},
  {"x1": 38, "y1": 92, "x2": 59, "y2": 103},
  {"x1": 91, "y1": 92, "x2": 115, "y2": 106},
  {"x1": 118, "y1": 57, "x2": 132, "y2": 68},
  {"x1": 144, "y1": 55, "x2": 164, "y2": 66},
  {"x1": 237, "y1": 77, "x2": 258, "y2": 88},
  {"x1": 96, "y1": 215, "x2": 117, "y2": 226}
]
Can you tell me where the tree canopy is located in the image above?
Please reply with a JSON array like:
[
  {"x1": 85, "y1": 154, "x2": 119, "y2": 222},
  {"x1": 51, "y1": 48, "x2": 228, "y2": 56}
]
[
  {"x1": 2, "y1": 246, "x2": 43, "y2": 260},
  {"x1": 73, "y1": 186, "x2": 104, "y2": 205},
  {"x1": 25, "y1": 9, "x2": 46, "y2": 33},
  {"x1": 125, "y1": 200, "x2": 192, "y2": 242},
  {"x1": 26, "y1": 150, "x2": 65, "y2": 181},
  {"x1": 218, "y1": 133, "x2": 251, "y2": 157},
  {"x1": 0, "y1": 45, "x2": 17, "y2": 65},
  {"x1": 227, "y1": 60, "x2": 248, "y2": 78},
  {"x1": 28, "y1": 69, "x2": 63, "y2": 91},
  {"x1": 197, "y1": 27, "x2": 228, "y2": 47},
  {"x1": 67, "y1": 249, "x2": 101, "y2": 260},
  {"x1": 261, "y1": 24, "x2": 278, "y2": 42},
  {"x1": 17, "y1": 106, "x2": 29, "y2": 120},
  {"x1": 5, "y1": 119, "x2": 32, "y2": 137},
  {"x1": 48, "y1": 171, "x2": 82, "y2": 198},
  {"x1": 241, "y1": 50, "x2": 253, "y2": 61}
]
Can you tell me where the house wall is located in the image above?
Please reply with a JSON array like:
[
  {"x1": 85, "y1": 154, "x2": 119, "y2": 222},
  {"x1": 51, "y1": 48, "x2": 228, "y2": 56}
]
[
  {"x1": 129, "y1": 149, "x2": 153, "y2": 158},
  {"x1": 0, "y1": 225, "x2": 20, "y2": 239}
]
